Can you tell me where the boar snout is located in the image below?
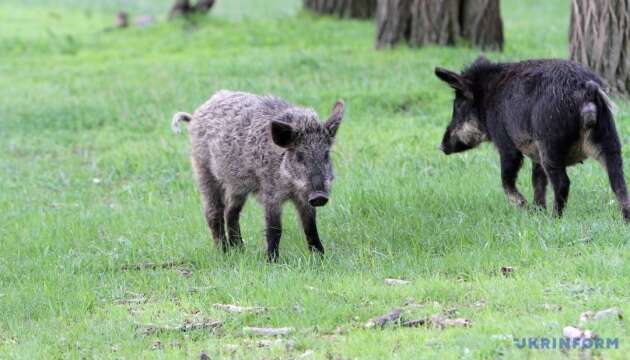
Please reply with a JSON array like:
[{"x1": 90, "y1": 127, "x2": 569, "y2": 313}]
[{"x1": 308, "y1": 192, "x2": 329, "y2": 207}]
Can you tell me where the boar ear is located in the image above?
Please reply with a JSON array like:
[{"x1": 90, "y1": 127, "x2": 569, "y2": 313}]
[
  {"x1": 434, "y1": 67, "x2": 473, "y2": 99},
  {"x1": 325, "y1": 99, "x2": 345, "y2": 138},
  {"x1": 270, "y1": 120, "x2": 297, "y2": 148}
]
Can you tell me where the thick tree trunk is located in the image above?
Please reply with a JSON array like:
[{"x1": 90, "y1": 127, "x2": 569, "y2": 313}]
[
  {"x1": 304, "y1": 0, "x2": 377, "y2": 19},
  {"x1": 409, "y1": 0, "x2": 460, "y2": 47},
  {"x1": 461, "y1": 0, "x2": 504, "y2": 51},
  {"x1": 375, "y1": 0, "x2": 413, "y2": 48},
  {"x1": 570, "y1": 0, "x2": 630, "y2": 95},
  {"x1": 375, "y1": 0, "x2": 503, "y2": 50},
  {"x1": 169, "y1": 0, "x2": 215, "y2": 19}
]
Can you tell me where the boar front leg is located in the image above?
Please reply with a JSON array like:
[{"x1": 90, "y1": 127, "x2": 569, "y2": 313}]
[
  {"x1": 225, "y1": 192, "x2": 247, "y2": 248},
  {"x1": 532, "y1": 162, "x2": 548, "y2": 209},
  {"x1": 294, "y1": 201, "x2": 325, "y2": 255},
  {"x1": 499, "y1": 148, "x2": 527, "y2": 207},
  {"x1": 263, "y1": 201, "x2": 283, "y2": 262}
]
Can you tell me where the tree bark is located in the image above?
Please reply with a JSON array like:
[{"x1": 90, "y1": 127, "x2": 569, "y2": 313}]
[
  {"x1": 375, "y1": 0, "x2": 413, "y2": 48},
  {"x1": 570, "y1": 0, "x2": 630, "y2": 95},
  {"x1": 304, "y1": 0, "x2": 377, "y2": 19},
  {"x1": 409, "y1": 0, "x2": 460, "y2": 47},
  {"x1": 461, "y1": 0, "x2": 504, "y2": 51},
  {"x1": 375, "y1": 0, "x2": 503, "y2": 50}
]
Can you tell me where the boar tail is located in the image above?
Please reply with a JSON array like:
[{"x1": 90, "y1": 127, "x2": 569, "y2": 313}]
[
  {"x1": 580, "y1": 81, "x2": 616, "y2": 130},
  {"x1": 171, "y1": 112, "x2": 192, "y2": 134}
]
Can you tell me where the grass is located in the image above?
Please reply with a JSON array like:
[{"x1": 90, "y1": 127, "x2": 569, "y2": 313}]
[{"x1": 0, "y1": 0, "x2": 628, "y2": 358}]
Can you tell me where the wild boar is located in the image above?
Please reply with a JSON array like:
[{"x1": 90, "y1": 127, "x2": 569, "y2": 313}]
[
  {"x1": 435, "y1": 57, "x2": 630, "y2": 221},
  {"x1": 172, "y1": 91, "x2": 345, "y2": 260}
]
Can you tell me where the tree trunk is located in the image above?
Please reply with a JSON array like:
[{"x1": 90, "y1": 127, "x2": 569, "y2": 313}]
[
  {"x1": 409, "y1": 0, "x2": 460, "y2": 47},
  {"x1": 375, "y1": 0, "x2": 504, "y2": 50},
  {"x1": 375, "y1": 0, "x2": 413, "y2": 48},
  {"x1": 169, "y1": 0, "x2": 215, "y2": 19},
  {"x1": 461, "y1": 0, "x2": 504, "y2": 51},
  {"x1": 570, "y1": 0, "x2": 630, "y2": 95},
  {"x1": 304, "y1": 0, "x2": 377, "y2": 19},
  {"x1": 169, "y1": 0, "x2": 193, "y2": 19}
]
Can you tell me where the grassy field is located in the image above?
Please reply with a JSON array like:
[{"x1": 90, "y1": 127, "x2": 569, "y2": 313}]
[{"x1": 1, "y1": 0, "x2": 628, "y2": 358}]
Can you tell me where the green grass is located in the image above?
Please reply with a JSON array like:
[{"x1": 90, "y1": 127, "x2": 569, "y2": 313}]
[{"x1": 0, "y1": 0, "x2": 628, "y2": 358}]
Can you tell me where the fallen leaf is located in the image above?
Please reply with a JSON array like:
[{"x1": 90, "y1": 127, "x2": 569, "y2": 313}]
[
  {"x1": 500, "y1": 266, "x2": 514, "y2": 277},
  {"x1": 176, "y1": 267, "x2": 193, "y2": 277},
  {"x1": 430, "y1": 315, "x2": 472, "y2": 329},
  {"x1": 298, "y1": 350, "x2": 315, "y2": 359},
  {"x1": 151, "y1": 340, "x2": 162, "y2": 350},
  {"x1": 214, "y1": 303, "x2": 266, "y2": 314},
  {"x1": 115, "y1": 296, "x2": 147, "y2": 305},
  {"x1": 593, "y1": 307, "x2": 623, "y2": 321},
  {"x1": 138, "y1": 317, "x2": 221, "y2": 336},
  {"x1": 401, "y1": 318, "x2": 428, "y2": 327},
  {"x1": 365, "y1": 308, "x2": 402, "y2": 329},
  {"x1": 122, "y1": 261, "x2": 185, "y2": 271},
  {"x1": 541, "y1": 303, "x2": 562, "y2": 311},
  {"x1": 384, "y1": 278, "x2": 410, "y2": 286},
  {"x1": 243, "y1": 326, "x2": 293, "y2": 337}
]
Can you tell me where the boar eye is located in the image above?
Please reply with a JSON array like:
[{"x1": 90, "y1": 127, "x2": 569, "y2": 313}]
[
  {"x1": 324, "y1": 151, "x2": 330, "y2": 161},
  {"x1": 296, "y1": 151, "x2": 304, "y2": 163}
]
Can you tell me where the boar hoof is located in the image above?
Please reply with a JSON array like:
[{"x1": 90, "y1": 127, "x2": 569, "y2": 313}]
[
  {"x1": 507, "y1": 193, "x2": 527, "y2": 208},
  {"x1": 308, "y1": 243, "x2": 325, "y2": 255}
]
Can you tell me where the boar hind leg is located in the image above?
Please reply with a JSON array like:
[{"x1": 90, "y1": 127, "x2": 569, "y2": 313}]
[
  {"x1": 532, "y1": 162, "x2": 548, "y2": 209},
  {"x1": 193, "y1": 159, "x2": 227, "y2": 250},
  {"x1": 540, "y1": 155, "x2": 570, "y2": 217},
  {"x1": 602, "y1": 151, "x2": 630, "y2": 221},
  {"x1": 295, "y1": 201, "x2": 324, "y2": 255},
  {"x1": 225, "y1": 192, "x2": 247, "y2": 248},
  {"x1": 499, "y1": 149, "x2": 527, "y2": 207},
  {"x1": 596, "y1": 144, "x2": 630, "y2": 221},
  {"x1": 588, "y1": 107, "x2": 630, "y2": 221}
]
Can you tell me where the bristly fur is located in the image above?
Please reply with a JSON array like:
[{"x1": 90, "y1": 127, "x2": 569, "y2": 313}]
[
  {"x1": 175, "y1": 90, "x2": 344, "y2": 261},
  {"x1": 435, "y1": 57, "x2": 630, "y2": 221}
]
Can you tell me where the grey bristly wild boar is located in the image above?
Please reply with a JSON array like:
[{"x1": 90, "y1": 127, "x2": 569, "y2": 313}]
[
  {"x1": 434, "y1": 57, "x2": 630, "y2": 221},
  {"x1": 172, "y1": 91, "x2": 345, "y2": 261}
]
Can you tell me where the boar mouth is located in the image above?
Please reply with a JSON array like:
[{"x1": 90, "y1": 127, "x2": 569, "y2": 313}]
[{"x1": 438, "y1": 143, "x2": 452, "y2": 155}]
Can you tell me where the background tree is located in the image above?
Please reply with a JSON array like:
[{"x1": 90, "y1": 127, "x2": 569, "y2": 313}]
[
  {"x1": 376, "y1": 0, "x2": 503, "y2": 51},
  {"x1": 461, "y1": 0, "x2": 503, "y2": 51},
  {"x1": 169, "y1": 0, "x2": 216, "y2": 19},
  {"x1": 304, "y1": 0, "x2": 377, "y2": 19},
  {"x1": 570, "y1": 0, "x2": 630, "y2": 95}
]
